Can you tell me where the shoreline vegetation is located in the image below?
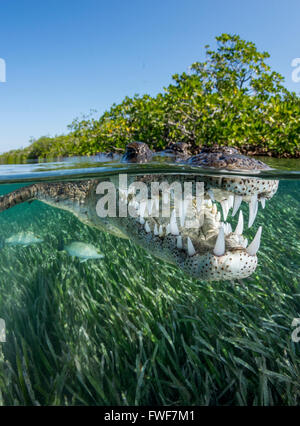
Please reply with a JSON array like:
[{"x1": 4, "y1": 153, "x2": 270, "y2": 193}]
[{"x1": 1, "y1": 34, "x2": 299, "y2": 164}]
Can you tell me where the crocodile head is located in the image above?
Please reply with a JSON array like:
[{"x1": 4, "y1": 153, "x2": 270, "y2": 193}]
[
  {"x1": 0, "y1": 144, "x2": 279, "y2": 281},
  {"x1": 104, "y1": 143, "x2": 278, "y2": 280}
]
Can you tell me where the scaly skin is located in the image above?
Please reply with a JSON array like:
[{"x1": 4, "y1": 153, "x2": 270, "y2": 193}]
[{"x1": 0, "y1": 144, "x2": 278, "y2": 281}]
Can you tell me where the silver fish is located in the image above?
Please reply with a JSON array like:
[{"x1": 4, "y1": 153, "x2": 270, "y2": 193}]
[
  {"x1": 5, "y1": 231, "x2": 43, "y2": 246},
  {"x1": 64, "y1": 242, "x2": 104, "y2": 263}
]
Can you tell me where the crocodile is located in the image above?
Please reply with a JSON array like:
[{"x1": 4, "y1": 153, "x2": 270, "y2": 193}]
[{"x1": 0, "y1": 143, "x2": 278, "y2": 281}]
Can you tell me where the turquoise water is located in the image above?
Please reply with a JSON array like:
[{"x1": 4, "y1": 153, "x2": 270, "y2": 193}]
[{"x1": 0, "y1": 157, "x2": 299, "y2": 405}]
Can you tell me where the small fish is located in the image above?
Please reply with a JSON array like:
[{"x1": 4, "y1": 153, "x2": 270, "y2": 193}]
[
  {"x1": 5, "y1": 231, "x2": 43, "y2": 246},
  {"x1": 64, "y1": 242, "x2": 104, "y2": 263}
]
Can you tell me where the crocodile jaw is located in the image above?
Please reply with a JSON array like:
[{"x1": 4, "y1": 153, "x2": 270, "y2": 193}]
[{"x1": 94, "y1": 174, "x2": 278, "y2": 281}]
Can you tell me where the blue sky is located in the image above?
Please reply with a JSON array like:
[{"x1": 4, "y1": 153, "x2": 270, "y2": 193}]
[{"x1": 0, "y1": 0, "x2": 299, "y2": 152}]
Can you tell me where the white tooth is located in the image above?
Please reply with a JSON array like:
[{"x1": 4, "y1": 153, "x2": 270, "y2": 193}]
[
  {"x1": 234, "y1": 210, "x2": 244, "y2": 235},
  {"x1": 260, "y1": 197, "x2": 266, "y2": 209},
  {"x1": 170, "y1": 210, "x2": 179, "y2": 235},
  {"x1": 155, "y1": 197, "x2": 159, "y2": 211},
  {"x1": 248, "y1": 195, "x2": 258, "y2": 228},
  {"x1": 180, "y1": 213, "x2": 186, "y2": 228},
  {"x1": 152, "y1": 198, "x2": 157, "y2": 215},
  {"x1": 154, "y1": 224, "x2": 159, "y2": 235},
  {"x1": 147, "y1": 200, "x2": 152, "y2": 215},
  {"x1": 166, "y1": 224, "x2": 170, "y2": 235},
  {"x1": 183, "y1": 199, "x2": 190, "y2": 216},
  {"x1": 221, "y1": 200, "x2": 229, "y2": 221},
  {"x1": 180, "y1": 214, "x2": 186, "y2": 227},
  {"x1": 242, "y1": 238, "x2": 248, "y2": 248},
  {"x1": 159, "y1": 225, "x2": 163, "y2": 236},
  {"x1": 213, "y1": 226, "x2": 225, "y2": 256},
  {"x1": 196, "y1": 197, "x2": 202, "y2": 213},
  {"x1": 145, "y1": 221, "x2": 151, "y2": 233},
  {"x1": 207, "y1": 189, "x2": 215, "y2": 201},
  {"x1": 232, "y1": 195, "x2": 242, "y2": 216},
  {"x1": 139, "y1": 216, "x2": 145, "y2": 225},
  {"x1": 216, "y1": 212, "x2": 221, "y2": 222},
  {"x1": 178, "y1": 199, "x2": 183, "y2": 215},
  {"x1": 179, "y1": 200, "x2": 186, "y2": 227},
  {"x1": 246, "y1": 226, "x2": 262, "y2": 256},
  {"x1": 206, "y1": 199, "x2": 212, "y2": 208},
  {"x1": 223, "y1": 222, "x2": 232, "y2": 235},
  {"x1": 139, "y1": 200, "x2": 147, "y2": 218},
  {"x1": 212, "y1": 203, "x2": 217, "y2": 215},
  {"x1": 187, "y1": 237, "x2": 196, "y2": 256},
  {"x1": 228, "y1": 195, "x2": 234, "y2": 210},
  {"x1": 177, "y1": 236, "x2": 182, "y2": 249},
  {"x1": 163, "y1": 192, "x2": 169, "y2": 204}
]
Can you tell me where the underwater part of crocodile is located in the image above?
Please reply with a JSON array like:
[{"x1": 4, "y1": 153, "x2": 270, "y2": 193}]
[{"x1": 0, "y1": 144, "x2": 278, "y2": 281}]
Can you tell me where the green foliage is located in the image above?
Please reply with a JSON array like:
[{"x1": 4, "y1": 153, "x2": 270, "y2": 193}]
[{"x1": 1, "y1": 33, "x2": 299, "y2": 163}]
